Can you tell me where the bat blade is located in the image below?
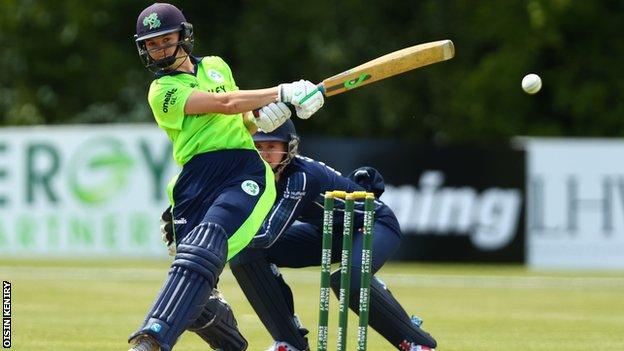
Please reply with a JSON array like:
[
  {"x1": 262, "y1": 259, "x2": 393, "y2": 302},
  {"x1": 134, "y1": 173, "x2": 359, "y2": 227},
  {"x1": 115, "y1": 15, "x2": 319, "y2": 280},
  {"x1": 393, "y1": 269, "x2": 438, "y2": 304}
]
[{"x1": 320, "y1": 40, "x2": 454, "y2": 97}]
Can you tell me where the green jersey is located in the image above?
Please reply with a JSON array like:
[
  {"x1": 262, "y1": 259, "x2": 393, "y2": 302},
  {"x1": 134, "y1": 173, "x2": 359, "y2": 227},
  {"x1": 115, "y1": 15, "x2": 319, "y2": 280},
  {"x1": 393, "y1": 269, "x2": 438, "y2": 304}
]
[{"x1": 148, "y1": 56, "x2": 256, "y2": 165}]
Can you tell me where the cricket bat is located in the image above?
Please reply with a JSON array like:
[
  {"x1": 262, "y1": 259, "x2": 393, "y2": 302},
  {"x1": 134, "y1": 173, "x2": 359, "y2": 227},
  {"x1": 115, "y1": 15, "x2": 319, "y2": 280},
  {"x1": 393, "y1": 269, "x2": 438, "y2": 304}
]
[
  {"x1": 307, "y1": 39, "x2": 455, "y2": 99},
  {"x1": 253, "y1": 40, "x2": 454, "y2": 119}
]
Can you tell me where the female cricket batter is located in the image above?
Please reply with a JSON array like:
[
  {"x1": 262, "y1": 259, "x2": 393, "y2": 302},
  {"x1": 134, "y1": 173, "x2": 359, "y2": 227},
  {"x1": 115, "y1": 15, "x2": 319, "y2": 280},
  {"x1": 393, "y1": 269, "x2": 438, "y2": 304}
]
[
  {"x1": 229, "y1": 120, "x2": 438, "y2": 351},
  {"x1": 128, "y1": 3, "x2": 324, "y2": 351}
]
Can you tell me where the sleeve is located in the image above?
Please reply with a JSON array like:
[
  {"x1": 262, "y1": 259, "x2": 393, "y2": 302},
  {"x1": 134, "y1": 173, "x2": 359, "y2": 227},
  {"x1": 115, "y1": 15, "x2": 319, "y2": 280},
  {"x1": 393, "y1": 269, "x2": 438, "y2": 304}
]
[
  {"x1": 147, "y1": 78, "x2": 195, "y2": 131},
  {"x1": 248, "y1": 171, "x2": 319, "y2": 249},
  {"x1": 215, "y1": 56, "x2": 239, "y2": 91}
]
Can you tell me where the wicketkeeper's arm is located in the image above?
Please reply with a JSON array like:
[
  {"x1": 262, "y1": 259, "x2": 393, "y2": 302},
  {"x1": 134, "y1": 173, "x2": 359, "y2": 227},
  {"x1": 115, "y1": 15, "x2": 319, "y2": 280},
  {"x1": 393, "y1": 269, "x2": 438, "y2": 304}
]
[{"x1": 248, "y1": 172, "x2": 317, "y2": 249}]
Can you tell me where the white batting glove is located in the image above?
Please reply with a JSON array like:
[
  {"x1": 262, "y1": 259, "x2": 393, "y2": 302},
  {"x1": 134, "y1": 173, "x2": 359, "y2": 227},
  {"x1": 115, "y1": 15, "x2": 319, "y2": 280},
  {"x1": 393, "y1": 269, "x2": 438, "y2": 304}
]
[
  {"x1": 278, "y1": 80, "x2": 324, "y2": 119},
  {"x1": 255, "y1": 102, "x2": 292, "y2": 132}
]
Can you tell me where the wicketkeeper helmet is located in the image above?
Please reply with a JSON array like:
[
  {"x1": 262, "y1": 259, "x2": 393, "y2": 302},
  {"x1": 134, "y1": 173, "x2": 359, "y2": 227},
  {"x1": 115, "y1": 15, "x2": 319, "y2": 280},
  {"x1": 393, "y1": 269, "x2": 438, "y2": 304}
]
[{"x1": 253, "y1": 119, "x2": 300, "y2": 173}]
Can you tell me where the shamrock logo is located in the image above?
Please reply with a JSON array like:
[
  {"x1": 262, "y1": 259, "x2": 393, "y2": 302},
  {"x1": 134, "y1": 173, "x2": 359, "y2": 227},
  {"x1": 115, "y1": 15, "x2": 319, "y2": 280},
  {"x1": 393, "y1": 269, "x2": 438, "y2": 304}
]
[
  {"x1": 143, "y1": 12, "x2": 161, "y2": 29},
  {"x1": 241, "y1": 180, "x2": 260, "y2": 196}
]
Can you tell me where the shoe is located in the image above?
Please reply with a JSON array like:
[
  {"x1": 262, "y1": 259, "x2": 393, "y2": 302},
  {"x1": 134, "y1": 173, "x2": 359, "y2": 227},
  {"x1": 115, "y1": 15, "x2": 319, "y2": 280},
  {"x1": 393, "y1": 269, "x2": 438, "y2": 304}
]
[
  {"x1": 292, "y1": 314, "x2": 310, "y2": 341},
  {"x1": 265, "y1": 341, "x2": 304, "y2": 351},
  {"x1": 411, "y1": 346, "x2": 435, "y2": 351},
  {"x1": 410, "y1": 315, "x2": 423, "y2": 327},
  {"x1": 128, "y1": 334, "x2": 160, "y2": 351},
  {"x1": 406, "y1": 315, "x2": 435, "y2": 351},
  {"x1": 399, "y1": 341, "x2": 435, "y2": 351}
]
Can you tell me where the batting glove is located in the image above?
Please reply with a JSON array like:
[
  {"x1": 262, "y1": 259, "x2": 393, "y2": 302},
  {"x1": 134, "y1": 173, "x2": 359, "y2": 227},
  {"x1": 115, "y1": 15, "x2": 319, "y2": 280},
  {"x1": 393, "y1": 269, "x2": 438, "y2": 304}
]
[
  {"x1": 278, "y1": 80, "x2": 324, "y2": 119},
  {"x1": 255, "y1": 102, "x2": 292, "y2": 132}
]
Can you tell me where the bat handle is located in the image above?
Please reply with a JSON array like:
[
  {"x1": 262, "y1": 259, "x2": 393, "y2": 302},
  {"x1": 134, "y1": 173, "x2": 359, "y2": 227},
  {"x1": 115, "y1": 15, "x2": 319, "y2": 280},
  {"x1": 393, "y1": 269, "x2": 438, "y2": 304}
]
[
  {"x1": 298, "y1": 84, "x2": 326, "y2": 104},
  {"x1": 317, "y1": 83, "x2": 326, "y2": 96}
]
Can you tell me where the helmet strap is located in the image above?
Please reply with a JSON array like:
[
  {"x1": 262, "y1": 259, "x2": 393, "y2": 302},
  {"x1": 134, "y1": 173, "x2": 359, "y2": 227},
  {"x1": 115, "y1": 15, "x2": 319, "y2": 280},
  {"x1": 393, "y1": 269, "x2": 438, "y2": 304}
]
[
  {"x1": 273, "y1": 136, "x2": 299, "y2": 176},
  {"x1": 137, "y1": 24, "x2": 194, "y2": 73},
  {"x1": 152, "y1": 44, "x2": 182, "y2": 69}
]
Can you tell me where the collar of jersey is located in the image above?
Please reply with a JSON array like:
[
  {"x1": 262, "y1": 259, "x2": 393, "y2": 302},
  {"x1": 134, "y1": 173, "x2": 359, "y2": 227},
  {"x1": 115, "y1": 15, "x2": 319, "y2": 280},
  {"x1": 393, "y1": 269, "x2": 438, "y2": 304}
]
[{"x1": 155, "y1": 55, "x2": 203, "y2": 79}]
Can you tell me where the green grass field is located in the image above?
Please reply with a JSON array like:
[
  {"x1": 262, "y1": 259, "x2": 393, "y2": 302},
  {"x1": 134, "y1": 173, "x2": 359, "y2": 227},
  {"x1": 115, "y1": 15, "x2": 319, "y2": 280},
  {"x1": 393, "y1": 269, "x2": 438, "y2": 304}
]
[{"x1": 2, "y1": 258, "x2": 623, "y2": 351}]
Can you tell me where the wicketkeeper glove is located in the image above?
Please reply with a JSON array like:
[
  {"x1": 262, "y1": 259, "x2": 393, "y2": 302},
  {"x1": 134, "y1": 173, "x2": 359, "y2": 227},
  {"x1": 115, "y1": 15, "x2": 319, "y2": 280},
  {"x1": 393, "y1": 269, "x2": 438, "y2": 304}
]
[
  {"x1": 160, "y1": 205, "x2": 176, "y2": 256},
  {"x1": 347, "y1": 166, "x2": 386, "y2": 198}
]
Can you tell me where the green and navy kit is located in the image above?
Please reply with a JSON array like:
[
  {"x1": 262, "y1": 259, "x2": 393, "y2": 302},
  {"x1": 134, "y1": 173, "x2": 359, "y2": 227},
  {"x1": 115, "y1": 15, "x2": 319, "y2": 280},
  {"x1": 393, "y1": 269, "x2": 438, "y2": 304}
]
[
  {"x1": 172, "y1": 149, "x2": 274, "y2": 260},
  {"x1": 149, "y1": 56, "x2": 256, "y2": 166},
  {"x1": 148, "y1": 56, "x2": 275, "y2": 260}
]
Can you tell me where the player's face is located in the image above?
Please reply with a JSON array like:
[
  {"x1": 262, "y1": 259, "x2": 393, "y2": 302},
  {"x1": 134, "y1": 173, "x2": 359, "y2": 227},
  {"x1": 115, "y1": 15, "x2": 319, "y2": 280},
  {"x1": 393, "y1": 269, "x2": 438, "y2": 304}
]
[
  {"x1": 255, "y1": 141, "x2": 287, "y2": 170},
  {"x1": 144, "y1": 32, "x2": 181, "y2": 60}
]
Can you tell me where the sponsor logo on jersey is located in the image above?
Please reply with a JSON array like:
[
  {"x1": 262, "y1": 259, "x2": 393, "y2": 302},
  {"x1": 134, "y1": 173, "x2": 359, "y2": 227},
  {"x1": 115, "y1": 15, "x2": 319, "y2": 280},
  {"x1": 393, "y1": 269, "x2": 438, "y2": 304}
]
[
  {"x1": 241, "y1": 180, "x2": 260, "y2": 196},
  {"x1": 207, "y1": 85, "x2": 227, "y2": 93},
  {"x1": 163, "y1": 88, "x2": 178, "y2": 113},
  {"x1": 173, "y1": 218, "x2": 187, "y2": 225},
  {"x1": 284, "y1": 189, "x2": 305, "y2": 200}
]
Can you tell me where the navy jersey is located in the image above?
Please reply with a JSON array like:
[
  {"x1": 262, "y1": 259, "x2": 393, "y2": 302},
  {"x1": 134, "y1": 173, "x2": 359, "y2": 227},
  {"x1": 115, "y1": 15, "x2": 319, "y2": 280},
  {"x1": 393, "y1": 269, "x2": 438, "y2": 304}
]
[{"x1": 250, "y1": 155, "x2": 399, "y2": 248}]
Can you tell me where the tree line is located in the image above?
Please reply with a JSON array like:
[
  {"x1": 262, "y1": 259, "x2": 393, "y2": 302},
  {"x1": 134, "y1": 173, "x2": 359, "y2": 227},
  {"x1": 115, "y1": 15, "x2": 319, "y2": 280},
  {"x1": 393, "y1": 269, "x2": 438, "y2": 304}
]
[{"x1": 1, "y1": 0, "x2": 623, "y2": 142}]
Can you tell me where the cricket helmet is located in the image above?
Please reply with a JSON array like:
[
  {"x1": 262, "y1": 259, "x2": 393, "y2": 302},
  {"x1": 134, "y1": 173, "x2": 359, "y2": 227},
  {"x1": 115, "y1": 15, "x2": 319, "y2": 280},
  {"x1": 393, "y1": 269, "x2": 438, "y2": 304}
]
[
  {"x1": 253, "y1": 119, "x2": 300, "y2": 173},
  {"x1": 134, "y1": 3, "x2": 194, "y2": 71}
]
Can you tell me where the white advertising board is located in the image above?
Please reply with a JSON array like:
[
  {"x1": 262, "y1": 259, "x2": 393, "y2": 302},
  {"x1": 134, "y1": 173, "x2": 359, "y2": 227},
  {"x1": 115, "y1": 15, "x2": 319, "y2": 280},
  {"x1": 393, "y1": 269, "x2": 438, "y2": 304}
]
[
  {"x1": 0, "y1": 124, "x2": 178, "y2": 257},
  {"x1": 524, "y1": 138, "x2": 624, "y2": 269}
]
